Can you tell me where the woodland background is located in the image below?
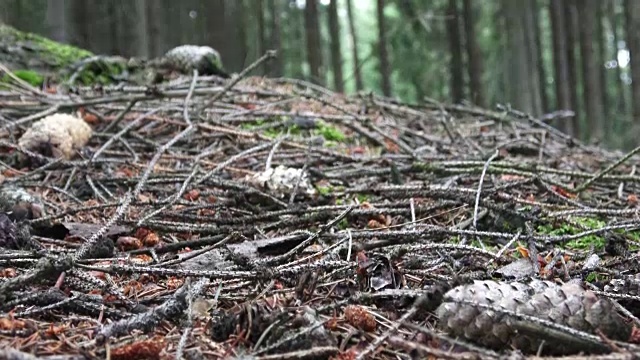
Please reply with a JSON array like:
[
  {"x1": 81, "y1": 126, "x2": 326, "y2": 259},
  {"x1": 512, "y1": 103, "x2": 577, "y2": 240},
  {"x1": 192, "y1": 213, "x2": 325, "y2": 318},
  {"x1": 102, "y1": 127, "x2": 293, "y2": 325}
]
[{"x1": 1, "y1": 0, "x2": 639, "y2": 150}]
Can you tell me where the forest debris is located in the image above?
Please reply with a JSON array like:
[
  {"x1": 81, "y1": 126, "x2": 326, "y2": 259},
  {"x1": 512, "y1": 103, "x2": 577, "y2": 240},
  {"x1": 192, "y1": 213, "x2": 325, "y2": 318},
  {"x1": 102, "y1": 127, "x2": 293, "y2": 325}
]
[
  {"x1": 493, "y1": 258, "x2": 535, "y2": 280},
  {"x1": 245, "y1": 165, "x2": 316, "y2": 197},
  {"x1": 0, "y1": 213, "x2": 17, "y2": 249},
  {"x1": 17, "y1": 113, "x2": 92, "y2": 160},
  {"x1": 436, "y1": 279, "x2": 632, "y2": 355}
]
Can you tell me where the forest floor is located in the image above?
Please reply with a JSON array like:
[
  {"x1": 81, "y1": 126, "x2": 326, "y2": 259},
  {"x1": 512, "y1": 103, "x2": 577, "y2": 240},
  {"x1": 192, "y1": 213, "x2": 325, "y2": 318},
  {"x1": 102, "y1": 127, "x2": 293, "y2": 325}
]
[{"x1": 2, "y1": 48, "x2": 640, "y2": 359}]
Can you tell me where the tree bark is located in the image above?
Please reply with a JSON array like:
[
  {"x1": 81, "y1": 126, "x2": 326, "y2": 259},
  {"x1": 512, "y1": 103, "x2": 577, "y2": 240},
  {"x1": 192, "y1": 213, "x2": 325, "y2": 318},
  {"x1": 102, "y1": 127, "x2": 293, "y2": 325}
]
[
  {"x1": 549, "y1": 0, "x2": 574, "y2": 135},
  {"x1": 609, "y1": 0, "x2": 627, "y2": 114},
  {"x1": 564, "y1": 0, "x2": 581, "y2": 134},
  {"x1": 377, "y1": 0, "x2": 392, "y2": 96},
  {"x1": 257, "y1": 0, "x2": 266, "y2": 75},
  {"x1": 627, "y1": 0, "x2": 640, "y2": 125},
  {"x1": 268, "y1": 0, "x2": 283, "y2": 76},
  {"x1": 65, "y1": 0, "x2": 90, "y2": 49},
  {"x1": 578, "y1": 0, "x2": 605, "y2": 141},
  {"x1": 228, "y1": 0, "x2": 248, "y2": 72},
  {"x1": 503, "y1": 0, "x2": 533, "y2": 112},
  {"x1": 289, "y1": 2, "x2": 305, "y2": 79},
  {"x1": 461, "y1": 0, "x2": 484, "y2": 107},
  {"x1": 116, "y1": 0, "x2": 148, "y2": 57},
  {"x1": 145, "y1": 0, "x2": 162, "y2": 57},
  {"x1": 346, "y1": 0, "x2": 363, "y2": 91},
  {"x1": 46, "y1": 0, "x2": 67, "y2": 43},
  {"x1": 446, "y1": 0, "x2": 464, "y2": 103},
  {"x1": 328, "y1": 0, "x2": 344, "y2": 92},
  {"x1": 529, "y1": 0, "x2": 548, "y2": 113},
  {"x1": 596, "y1": 1, "x2": 609, "y2": 131},
  {"x1": 204, "y1": 0, "x2": 232, "y2": 72},
  {"x1": 304, "y1": 0, "x2": 323, "y2": 85},
  {"x1": 84, "y1": 0, "x2": 117, "y2": 55}
]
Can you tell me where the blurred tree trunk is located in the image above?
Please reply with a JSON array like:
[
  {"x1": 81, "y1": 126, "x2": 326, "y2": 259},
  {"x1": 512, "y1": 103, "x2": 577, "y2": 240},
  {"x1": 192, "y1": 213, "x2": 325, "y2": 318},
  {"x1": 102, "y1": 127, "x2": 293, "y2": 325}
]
[
  {"x1": 446, "y1": 0, "x2": 464, "y2": 103},
  {"x1": 549, "y1": 0, "x2": 574, "y2": 135},
  {"x1": 529, "y1": 0, "x2": 547, "y2": 113},
  {"x1": 377, "y1": 0, "x2": 392, "y2": 96},
  {"x1": 268, "y1": 0, "x2": 283, "y2": 76},
  {"x1": 86, "y1": 0, "x2": 117, "y2": 55},
  {"x1": 493, "y1": 4, "x2": 507, "y2": 105},
  {"x1": 304, "y1": 0, "x2": 323, "y2": 85},
  {"x1": 346, "y1": 0, "x2": 363, "y2": 91},
  {"x1": 578, "y1": 0, "x2": 605, "y2": 141},
  {"x1": 626, "y1": 0, "x2": 640, "y2": 125},
  {"x1": 461, "y1": 0, "x2": 484, "y2": 107},
  {"x1": 112, "y1": 0, "x2": 148, "y2": 57},
  {"x1": 596, "y1": 1, "x2": 609, "y2": 132},
  {"x1": 503, "y1": 0, "x2": 532, "y2": 112},
  {"x1": 164, "y1": 0, "x2": 183, "y2": 48},
  {"x1": 521, "y1": 0, "x2": 542, "y2": 115},
  {"x1": 609, "y1": 0, "x2": 627, "y2": 114},
  {"x1": 257, "y1": 0, "x2": 266, "y2": 74},
  {"x1": 145, "y1": 0, "x2": 163, "y2": 57},
  {"x1": 66, "y1": 0, "x2": 90, "y2": 49},
  {"x1": 46, "y1": 0, "x2": 67, "y2": 43},
  {"x1": 205, "y1": 0, "x2": 233, "y2": 72},
  {"x1": 564, "y1": 0, "x2": 581, "y2": 135},
  {"x1": 227, "y1": 0, "x2": 248, "y2": 72},
  {"x1": 288, "y1": 1, "x2": 305, "y2": 79},
  {"x1": 2, "y1": 0, "x2": 47, "y2": 35},
  {"x1": 328, "y1": 0, "x2": 344, "y2": 92}
]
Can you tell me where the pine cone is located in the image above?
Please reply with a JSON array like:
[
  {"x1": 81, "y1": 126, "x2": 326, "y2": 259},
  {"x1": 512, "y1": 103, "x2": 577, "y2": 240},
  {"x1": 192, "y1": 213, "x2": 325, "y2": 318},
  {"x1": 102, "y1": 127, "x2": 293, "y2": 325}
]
[
  {"x1": 0, "y1": 213, "x2": 18, "y2": 249},
  {"x1": 436, "y1": 280, "x2": 632, "y2": 355},
  {"x1": 163, "y1": 45, "x2": 229, "y2": 78}
]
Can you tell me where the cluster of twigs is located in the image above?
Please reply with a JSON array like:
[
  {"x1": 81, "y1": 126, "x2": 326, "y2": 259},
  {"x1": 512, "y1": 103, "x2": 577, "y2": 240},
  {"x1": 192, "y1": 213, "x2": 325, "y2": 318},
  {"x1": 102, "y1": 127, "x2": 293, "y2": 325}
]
[{"x1": 2, "y1": 55, "x2": 640, "y2": 359}]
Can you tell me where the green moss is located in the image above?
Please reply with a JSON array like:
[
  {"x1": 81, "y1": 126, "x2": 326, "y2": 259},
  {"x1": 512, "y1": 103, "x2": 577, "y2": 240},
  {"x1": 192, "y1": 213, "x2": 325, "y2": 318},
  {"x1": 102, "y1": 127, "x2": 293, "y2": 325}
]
[
  {"x1": 0, "y1": 25, "x2": 92, "y2": 67},
  {"x1": 316, "y1": 185, "x2": 333, "y2": 196},
  {"x1": 585, "y1": 272, "x2": 599, "y2": 282},
  {"x1": 356, "y1": 193, "x2": 368, "y2": 203},
  {"x1": 314, "y1": 121, "x2": 346, "y2": 142},
  {"x1": 537, "y1": 217, "x2": 606, "y2": 250},
  {"x1": 1, "y1": 69, "x2": 44, "y2": 86},
  {"x1": 338, "y1": 218, "x2": 350, "y2": 230}
]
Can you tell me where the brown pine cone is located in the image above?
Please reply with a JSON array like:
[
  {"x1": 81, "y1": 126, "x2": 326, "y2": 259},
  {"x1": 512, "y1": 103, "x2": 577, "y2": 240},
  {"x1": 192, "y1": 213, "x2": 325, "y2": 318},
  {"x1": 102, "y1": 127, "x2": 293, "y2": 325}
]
[{"x1": 436, "y1": 279, "x2": 632, "y2": 355}]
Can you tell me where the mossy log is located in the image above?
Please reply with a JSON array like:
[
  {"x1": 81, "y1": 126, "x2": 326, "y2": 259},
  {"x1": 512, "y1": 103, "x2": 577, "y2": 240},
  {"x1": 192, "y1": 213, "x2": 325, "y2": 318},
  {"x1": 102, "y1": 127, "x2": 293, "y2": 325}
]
[{"x1": 0, "y1": 24, "x2": 92, "y2": 78}]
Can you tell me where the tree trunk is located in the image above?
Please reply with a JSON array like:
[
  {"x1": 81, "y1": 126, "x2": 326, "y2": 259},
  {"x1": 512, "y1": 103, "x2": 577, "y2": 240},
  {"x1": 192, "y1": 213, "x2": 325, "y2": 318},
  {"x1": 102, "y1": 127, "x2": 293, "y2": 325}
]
[
  {"x1": 164, "y1": 0, "x2": 183, "y2": 48},
  {"x1": 204, "y1": 0, "x2": 232, "y2": 72},
  {"x1": 446, "y1": 0, "x2": 464, "y2": 103},
  {"x1": 627, "y1": 0, "x2": 640, "y2": 125},
  {"x1": 503, "y1": 0, "x2": 532, "y2": 112},
  {"x1": 268, "y1": 0, "x2": 283, "y2": 76},
  {"x1": 65, "y1": 0, "x2": 90, "y2": 49},
  {"x1": 564, "y1": 0, "x2": 581, "y2": 134},
  {"x1": 304, "y1": 0, "x2": 323, "y2": 85},
  {"x1": 549, "y1": 0, "x2": 574, "y2": 135},
  {"x1": 346, "y1": 0, "x2": 363, "y2": 91},
  {"x1": 46, "y1": 0, "x2": 67, "y2": 43},
  {"x1": 578, "y1": 0, "x2": 605, "y2": 141},
  {"x1": 529, "y1": 0, "x2": 548, "y2": 113},
  {"x1": 596, "y1": 0, "x2": 609, "y2": 135},
  {"x1": 113, "y1": 0, "x2": 148, "y2": 57},
  {"x1": 328, "y1": 0, "x2": 344, "y2": 92},
  {"x1": 461, "y1": 0, "x2": 484, "y2": 107},
  {"x1": 145, "y1": 0, "x2": 162, "y2": 57},
  {"x1": 257, "y1": 0, "x2": 266, "y2": 74},
  {"x1": 609, "y1": 0, "x2": 627, "y2": 114},
  {"x1": 289, "y1": 1, "x2": 305, "y2": 79},
  {"x1": 226, "y1": 0, "x2": 248, "y2": 72},
  {"x1": 85, "y1": 0, "x2": 117, "y2": 55},
  {"x1": 377, "y1": 0, "x2": 392, "y2": 96}
]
